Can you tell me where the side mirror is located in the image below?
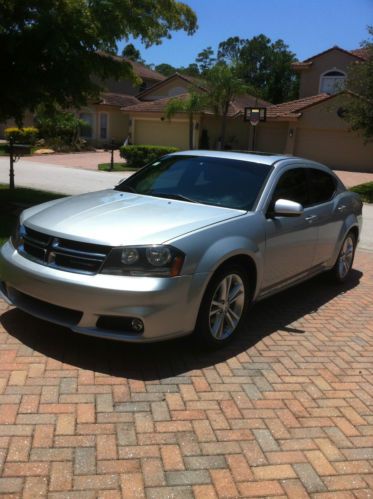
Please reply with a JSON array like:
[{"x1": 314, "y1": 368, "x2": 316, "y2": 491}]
[{"x1": 273, "y1": 199, "x2": 304, "y2": 217}]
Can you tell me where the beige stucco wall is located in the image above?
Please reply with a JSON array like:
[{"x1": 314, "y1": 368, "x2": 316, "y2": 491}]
[
  {"x1": 299, "y1": 49, "x2": 357, "y2": 98},
  {"x1": 141, "y1": 78, "x2": 194, "y2": 101},
  {"x1": 255, "y1": 122, "x2": 289, "y2": 153},
  {"x1": 80, "y1": 105, "x2": 129, "y2": 145},
  {"x1": 292, "y1": 99, "x2": 373, "y2": 171},
  {"x1": 200, "y1": 115, "x2": 251, "y2": 150}
]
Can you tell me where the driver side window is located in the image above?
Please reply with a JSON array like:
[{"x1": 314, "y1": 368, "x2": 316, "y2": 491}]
[{"x1": 271, "y1": 168, "x2": 309, "y2": 207}]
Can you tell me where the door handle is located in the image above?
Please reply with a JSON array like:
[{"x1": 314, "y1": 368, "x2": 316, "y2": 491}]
[
  {"x1": 305, "y1": 215, "x2": 318, "y2": 222},
  {"x1": 338, "y1": 205, "x2": 347, "y2": 212}
]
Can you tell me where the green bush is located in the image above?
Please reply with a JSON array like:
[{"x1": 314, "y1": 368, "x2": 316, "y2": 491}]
[
  {"x1": 4, "y1": 127, "x2": 38, "y2": 144},
  {"x1": 120, "y1": 145, "x2": 179, "y2": 168}
]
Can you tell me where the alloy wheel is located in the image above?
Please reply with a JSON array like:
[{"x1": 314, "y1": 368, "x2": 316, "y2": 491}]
[
  {"x1": 209, "y1": 273, "x2": 245, "y2": 340},
  {"x1": 338, "y1": 235, "x2": 354, "y2": 279}
]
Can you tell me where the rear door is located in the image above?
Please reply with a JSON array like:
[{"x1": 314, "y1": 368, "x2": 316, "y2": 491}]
[{"x1": 306, "y1": 167, "x2": 344, "y2": 266}]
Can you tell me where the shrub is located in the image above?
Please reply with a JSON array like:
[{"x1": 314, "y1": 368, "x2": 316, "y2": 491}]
[
  {"x1": 120, "y1": 145, "x2": 179, "y2": 168},
  {"x1": 4, "y1": 127, "x2": 38, "y2": 144},
  {"x1": 34, "y1": 106, "x2": 88, "y2": 151}
]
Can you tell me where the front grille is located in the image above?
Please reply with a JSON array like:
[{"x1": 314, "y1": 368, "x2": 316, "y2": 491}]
[{"x1": 19, "y1": 227, "x2": 111, "y2": 275}]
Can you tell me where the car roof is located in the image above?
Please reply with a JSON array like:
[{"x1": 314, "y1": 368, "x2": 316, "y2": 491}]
[
  {"x1": 169, "y1": 150, "x2": 330, "y2": 170},
  {"x1": 170, "y1": 150, "x2": 293, "y2": 166}
]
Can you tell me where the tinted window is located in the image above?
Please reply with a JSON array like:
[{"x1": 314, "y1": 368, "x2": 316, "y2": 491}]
[
  {"x1": 271, "y1": 168, "x2": 309, "y2": 207},
  {"x1": 308, "y1": 168, "x2": 336, "y2": 204},
  {"x1": 117, "y1": 155, "x2": 271, "y2": 211}
]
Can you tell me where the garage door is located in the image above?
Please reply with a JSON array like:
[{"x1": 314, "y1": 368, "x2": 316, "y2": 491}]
[
  {"x1": 135, "y1": 120, "x2": 189, "y2": 150},
  {"x1": 295, "y1": 128, "x2": 373, "y2": 171}
]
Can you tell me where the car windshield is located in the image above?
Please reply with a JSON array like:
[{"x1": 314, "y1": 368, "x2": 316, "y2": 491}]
[{"x1": 116, "y1": 155, "x2": 272, "y2": 211}]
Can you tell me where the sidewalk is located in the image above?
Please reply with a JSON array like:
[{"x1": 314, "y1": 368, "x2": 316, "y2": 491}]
[{"x1": 0, "y1": 157, "x2": 131, "y2": 195}]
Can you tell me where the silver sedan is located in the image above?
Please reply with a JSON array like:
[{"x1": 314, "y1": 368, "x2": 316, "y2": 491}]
[{"x1": 0, "y1": 151, "x2": 362, "y2": 348}]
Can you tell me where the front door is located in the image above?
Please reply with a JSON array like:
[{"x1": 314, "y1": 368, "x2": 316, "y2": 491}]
[{"x1": 262, "y1": 167, "x2": 319, "y2": 292}]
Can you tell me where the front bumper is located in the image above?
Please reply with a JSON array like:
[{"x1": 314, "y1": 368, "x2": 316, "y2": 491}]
[{"x1": 0, "y1": 241, "x2": 208, "y2": 342}]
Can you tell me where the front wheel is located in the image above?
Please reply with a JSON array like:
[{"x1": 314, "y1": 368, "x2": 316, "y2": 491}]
[
  {"x1": 194, "y1": 264, "x2": 251, "y2": 349},
  {"x1": 330, "y1": 232, "x2": 356, "y2": 283}
]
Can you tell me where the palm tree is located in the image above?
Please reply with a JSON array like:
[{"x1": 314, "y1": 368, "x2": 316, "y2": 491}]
[
  {"x1": 204, "y1": 63, "x2": 250, "y2": 149},
  {"x1": 165, "y1": 92, "x2": 208, "y2": 149}
]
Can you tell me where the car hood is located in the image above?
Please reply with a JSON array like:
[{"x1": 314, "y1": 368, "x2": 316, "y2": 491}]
[{"x1": 22, "y1": 189, "x2": 244, "y2": 246}]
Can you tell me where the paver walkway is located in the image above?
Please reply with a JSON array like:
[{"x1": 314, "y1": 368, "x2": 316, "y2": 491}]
[
  {"x1": 23, "y1": 151, "x2": 123, "y2": 171},
  {"x1": 0, "y1": 250, "x2": 372, "y2": 497}
]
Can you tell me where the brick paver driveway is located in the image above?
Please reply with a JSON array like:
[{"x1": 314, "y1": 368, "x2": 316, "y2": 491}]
[
  {"x1": 23, "y1": 151, "x2": 123, "y2": 171},
  {"x1": 0, "y1": 251, "x2": 372, "y2": 498}
]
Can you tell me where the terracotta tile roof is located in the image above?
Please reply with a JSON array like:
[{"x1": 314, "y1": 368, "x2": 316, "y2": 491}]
[
  {"x1": 350, "y1": 47, "x2": 370, "y2": 60},
  {"x1": 292, "y1": 46, "x2": 369, "y2": 70},
  {"x1": 122, "y1": 92, "x2": 270, "y2": 117},
  {"x1": 266, "y1": 93, "x2": 331, "y2": 118},
  {"x1": 98, "y1": 93, "x2": 140, "y2": 107},
  {"x1": 96, "y1": 51, "x2": 165, "y2": 81},
  {"x1": 122, "y1": 93, "x2": 190, "y2": 113},
  {"x1": 125, "y1": 59, "x2": 165, "y2": 81}
]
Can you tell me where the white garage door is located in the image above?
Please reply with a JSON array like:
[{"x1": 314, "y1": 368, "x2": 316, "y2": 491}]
[
  {"x1": 295, "y1": 128, "x2": 373, "y2": 171},
  {"x1": 135, "y1": 120, "x2": 189, "y2": 150}
]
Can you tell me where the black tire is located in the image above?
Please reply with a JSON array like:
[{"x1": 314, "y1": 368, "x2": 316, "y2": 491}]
[
  {"x1": 330, "y1": 231, "x2": 356, "y2": 283},
  {"x1": 193, "y1": 263, "x2": 251, "y2": 349}
]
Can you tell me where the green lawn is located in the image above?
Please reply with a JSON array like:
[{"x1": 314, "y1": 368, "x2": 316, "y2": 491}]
[
  {"x1": 0, "y1": 184, "x2": 65, "y2": 245},
  {"x1": 98, "y1": 162, "x2": 136, "y2": 172},
  {"x1": 350, "y1": 182, "x2": 373, "y2": 203},
  {"x1": 0, "y1": 144, "x2": 9, "y2": 156}
]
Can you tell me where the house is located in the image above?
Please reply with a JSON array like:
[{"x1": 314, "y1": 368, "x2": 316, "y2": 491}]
[
  {"x1": 123, "y1": 46, "x2": 373, "y2": 172},
  {"x1": 0, "y1": 58, "x2": 165, "y2": 145},
  {"x1": 250, "y1": 46, "x2": 373, "y2": 171},
  {"x1": 122, "y1": 72, "x2": 270, "y2": 150}
]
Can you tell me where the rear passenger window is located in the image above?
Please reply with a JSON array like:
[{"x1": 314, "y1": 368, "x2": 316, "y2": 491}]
[
  {"x1": 271, "y1": 168, "x2": 309, "y2": 207},
  {"x1": 308, "y1": 169, "x2": 336, "y2": 204}
]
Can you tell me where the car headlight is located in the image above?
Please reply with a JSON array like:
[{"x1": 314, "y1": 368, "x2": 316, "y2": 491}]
[
  {"x1": 101, "y1": 245, "x2": 185, "y2": 277},
  {"x1": 11, "y1": 220, "x2": 25, "y2": 249}
]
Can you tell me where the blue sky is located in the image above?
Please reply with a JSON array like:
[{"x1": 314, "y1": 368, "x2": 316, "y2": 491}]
[{"x1": 119, "y1": 0, "x2": 372, "y2": 66}]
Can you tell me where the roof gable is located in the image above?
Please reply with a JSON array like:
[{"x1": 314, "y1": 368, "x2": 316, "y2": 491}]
[
  {"x1": 136, "y1": 73, "x2": 205, "y2": 99},
  {"x1": 292, "y1": 46, "x2": 367, "y2": 71}
]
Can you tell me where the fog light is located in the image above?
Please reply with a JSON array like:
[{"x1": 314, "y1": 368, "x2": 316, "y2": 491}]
[{"x1": 131, "y1": 318, "x2": 144, "y2": 332}]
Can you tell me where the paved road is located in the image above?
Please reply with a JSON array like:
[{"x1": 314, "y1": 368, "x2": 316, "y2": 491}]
[
  {"x1": 0, "y1": 157, "x2": 131, "y2": 195},
  {"x1": 361, "y1": 204, "x2": 373, "y2": 251}
]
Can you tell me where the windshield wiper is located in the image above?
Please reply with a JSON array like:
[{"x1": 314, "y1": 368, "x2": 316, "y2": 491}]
[{"x1": 149, "y1": 192, "x2": 197, "y2": 203}]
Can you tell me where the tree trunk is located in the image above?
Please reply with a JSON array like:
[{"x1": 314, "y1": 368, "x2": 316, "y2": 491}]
[
  {"x1": 220, "y1": 113, "x2": 228, "y2": 150},
  {"x1": 188, "y1": 113, "x2": 194, "y2": 149}
]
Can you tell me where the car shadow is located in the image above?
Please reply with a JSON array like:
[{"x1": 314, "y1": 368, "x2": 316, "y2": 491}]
[{"x1": 0, "y1": 269, "x2": 362, "y2": 381}]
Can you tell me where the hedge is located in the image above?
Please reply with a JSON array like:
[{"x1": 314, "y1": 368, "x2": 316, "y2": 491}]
[
  {"x1": 4, "y1": 127, "x2": 38, "y2": 145},
  {"x1": 120, "y1": 145, "x2": 179, "y2": 168}
]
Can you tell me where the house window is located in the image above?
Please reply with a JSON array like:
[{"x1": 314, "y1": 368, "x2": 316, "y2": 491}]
[
  {"x1": 99, "y1": 113, "x2": 108, "y2": 139},
  {"x1": 320, "y1": 70, "x2": 346, "y2": 94},
  {"x1": 79, "y1": 113, "x2": 93, "y2": 138}
]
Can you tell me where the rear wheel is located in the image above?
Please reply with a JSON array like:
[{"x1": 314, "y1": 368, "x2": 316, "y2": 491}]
[
  {"x1": 194, "y1": 264, "x2": 251, "y2": 349},
  {"x1": 331, "y1": 232, "x2": 356, "y2": 283}
]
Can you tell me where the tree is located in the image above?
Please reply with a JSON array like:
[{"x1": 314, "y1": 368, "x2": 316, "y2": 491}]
[
  {"x1": 344, "y1": 27, "x2": 373, "y2": 142},
  {"x1": 217, "y1": 34, "x2": 298, "y2": 103},
  {"x1": 122, "y1": 43, "x2": 144, "y2": 63},
  {"x1": 155, "y1": 63, "x2": 178, "y2": 77},
  {"x1": 0, "y1": 0, "x2": 197, "y2": 125},
  {"x1": 165, "y1": 92, "x2": 207, "y2": 149},
  {"x1": 217, "y1": 36, "x2": 245, "y2": 64},
  {"x1": 196, "y1": 46, "x2": 216, "y2": 75},
  {"x1": 204, "y1": 63, "x2": 250, "y2": 149}
]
